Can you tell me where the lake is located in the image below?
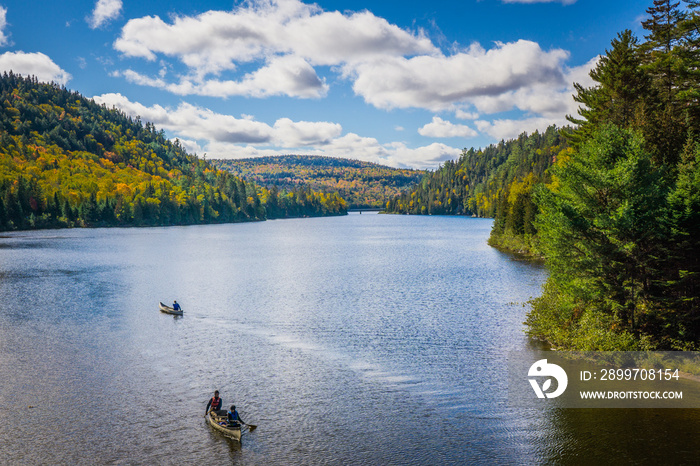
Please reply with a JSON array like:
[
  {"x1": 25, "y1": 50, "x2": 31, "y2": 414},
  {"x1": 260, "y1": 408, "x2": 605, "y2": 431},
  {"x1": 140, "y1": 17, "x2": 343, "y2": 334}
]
[{"x1": 0, "y1": 213, "x2": 698, "y2": 464}]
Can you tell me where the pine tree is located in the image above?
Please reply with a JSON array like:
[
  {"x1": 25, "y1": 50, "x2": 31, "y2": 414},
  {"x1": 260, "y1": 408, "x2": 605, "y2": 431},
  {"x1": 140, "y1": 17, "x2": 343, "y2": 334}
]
[
  {"x1": 664, "y1": 140, "x2": 700, "y2": 344},
  {"x1": 642, "y1": 0, "x2": 686, "y2": 105},
  {"x1": 677, "y1": 1, "x2": 700, "y2": 132},
  {"x1": 567, "y1": 30, "x2": 650, "y2": 146},
  {"x1": 536, "y1": 125, "x2": 670, "y2": 334},
  {"x1": 0, "y1": 196, "x2": 6, "y2": 227},
  {"x1": 640, "y1": 0, "x2": 688, "y2": 161}
]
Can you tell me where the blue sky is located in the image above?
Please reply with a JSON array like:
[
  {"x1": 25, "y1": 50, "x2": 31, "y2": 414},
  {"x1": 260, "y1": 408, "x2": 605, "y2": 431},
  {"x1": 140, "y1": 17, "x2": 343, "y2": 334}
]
[{"x1": 0, "y1": 0, "x2": 651, "y2": 168}]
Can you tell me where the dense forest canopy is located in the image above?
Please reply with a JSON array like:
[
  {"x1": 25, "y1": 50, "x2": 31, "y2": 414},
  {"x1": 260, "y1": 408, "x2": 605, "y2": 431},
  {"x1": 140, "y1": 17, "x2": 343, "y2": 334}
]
[
  {"x1": 213, "y1": 155, "x2": 425, "y2": 209},
  {"x1": 387, "y1": 0, "x2": 700, "y2": 351},
  {"x1": 0, "y1": 73, "x2": 346, "y2": 231},
  {"x1": 528, "y1": 0, "x2": 700, "y2": 351}
]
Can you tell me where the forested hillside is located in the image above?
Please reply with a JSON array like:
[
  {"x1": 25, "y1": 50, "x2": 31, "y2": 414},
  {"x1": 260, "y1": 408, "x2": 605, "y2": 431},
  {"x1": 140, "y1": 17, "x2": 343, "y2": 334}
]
[
  {"x1": 0, "y1": 73, "x2": 345, "y2": 231},
  {"x1": 387, "y1": 0, "x2": 700, "y2": 351},
  {"x1": 385, "y1": 125, "x2": 566, "y2": 254},
  {"x1": 213, "y1": 155, "x2": 425, "y2": 209},
  {"x1": 527, "y1": 0, "x2": 700, "y2": 351}
]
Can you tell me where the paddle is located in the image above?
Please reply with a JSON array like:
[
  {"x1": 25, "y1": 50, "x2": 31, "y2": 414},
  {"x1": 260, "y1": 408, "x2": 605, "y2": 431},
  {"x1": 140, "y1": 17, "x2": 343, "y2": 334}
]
[{"x1": 237, "y1": 419, "x2": 256, "y2": 432}]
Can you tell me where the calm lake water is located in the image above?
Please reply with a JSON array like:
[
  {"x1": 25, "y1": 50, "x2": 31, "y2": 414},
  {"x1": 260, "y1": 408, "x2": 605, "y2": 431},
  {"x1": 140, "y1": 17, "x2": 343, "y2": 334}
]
[{"x1": 0, "y1": 213, "x2": 698, "y2": 464}]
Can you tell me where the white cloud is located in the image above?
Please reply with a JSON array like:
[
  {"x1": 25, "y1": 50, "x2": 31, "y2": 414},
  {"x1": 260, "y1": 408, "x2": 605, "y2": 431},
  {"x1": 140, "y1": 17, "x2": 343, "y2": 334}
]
[
  {"x1": 348, "y1": 40, "x2": 569, "y2": 112},
  {"x1": 0, "y1": 7, "x2": 10, "y2": 47},
  {"x1": 93, "y1": 92, "x2": 340, "y2": 147},
  {"x1": 92, "y1": 92, "x2": 458, "y2": 169},
  {"x1": 470, "y1": 57, "x2": 597, "y2": 140},
  {"x1": 0, "y1": 51, "x2": 71, "y2": 84},
  {"x1": 272, "y1": 117, "x2": 341, "y2": 147},
  {"x1": 114, "y1": 2, "x2": 435, "y2": 67},
  {"x1": 109, "y1": 0, "x2": 594, "y2": 143},
  {"x1": 193, "y1": 130, "x2": 459, "y2": 169},
  {"x1": 384, "y1": 141, "x2": 462, "y2": 168},
  {"x1": 418, "y1": 116, "x2": 478, "y2": 138},
  {"x1": 475, "y1": 116, "x2": 566, "y2": 141},
  {"x1": 116, "y1": 55, "x2": 328, "y2": 99},
  {"x1": 113, "y1": 0, "x2": 435, "y2": 98},
  {"x1": 455, "y1": 109, "x2": 479, "y2": 120},
  {"x1": 88, "y1": 0, "x2": 122, "y2": 29},
  {"x1": 101, "y1": 1, "x2": 603, "y2": 164}
]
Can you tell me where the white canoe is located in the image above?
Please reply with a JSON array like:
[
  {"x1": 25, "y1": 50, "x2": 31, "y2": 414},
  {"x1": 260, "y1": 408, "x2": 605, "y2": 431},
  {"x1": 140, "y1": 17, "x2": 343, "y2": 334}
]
[
  {"x1": 159, "y1": 302, "x2": 183, "y2": 316},
  {"x1": 206, "y1": 411, "x2": 242, "y2": 441}
]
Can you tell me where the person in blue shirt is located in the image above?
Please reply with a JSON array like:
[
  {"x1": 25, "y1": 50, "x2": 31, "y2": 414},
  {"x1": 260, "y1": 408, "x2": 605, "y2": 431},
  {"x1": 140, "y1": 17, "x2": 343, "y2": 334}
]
[
  {"x1": 172, "y1": 300, "x2": 181, "y2": 311},
  {"x1": 227, "y1": 405, "x2": 245, "y2": 427}
]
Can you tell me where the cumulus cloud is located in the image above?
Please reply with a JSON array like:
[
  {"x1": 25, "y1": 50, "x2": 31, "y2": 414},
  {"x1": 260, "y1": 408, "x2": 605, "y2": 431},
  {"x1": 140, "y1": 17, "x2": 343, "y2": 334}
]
[
  {"x1": 117, "y1": 55, "x2": 328, "y2": 98},
  {"x1": 384, "y1": 141, "x2": 462, "y2": 168},
  {"x1": 109, "y1": 0, "x2": 595, "y2": 143},
  {"x1": 470, "y1": 57, "x2": 596, "y2": 141},
  {"x1": 88, "y1": 0, "x2": 122, "y2": 29},
  {"x1": 475, "y1": 116, "x2": 565, "y2": 141},
  {"x1": 0, "y1": 6, "x2": 10, "y2": 47},
  {"x1": 92, "y1": 92, "x2": 458, "y2": 168},
  {"x1": 113, "y1": 0, "x2": 435, "y2": 99},
  {"x1": 93, "y1": 92, "x2": 340, "y2": 147},
  {"x1": 114, "y1": 2, "x2": 435, "y2": 66},
  {"x1": 455, "y1": 109, "x2": 479, "y2": 120},
  {"x1": 0, "y1": 51, "x2": 71, "y2": 84},
  {"x1": 301, "y1": 133, "x2": 460, "y2": 168},
  {"x1": 103, "y1": 1, "x2": 602, "y2": 160},
  {"x1": 418, "y1": 116, "x2": 478, "y2": 138},
  {"x1": 348, "y1": 40, "x2": 569, "y2": 111}
]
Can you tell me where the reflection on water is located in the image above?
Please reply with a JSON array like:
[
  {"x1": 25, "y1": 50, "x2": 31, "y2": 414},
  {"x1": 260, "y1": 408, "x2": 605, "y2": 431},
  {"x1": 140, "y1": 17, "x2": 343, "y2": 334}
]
[{"x1": 0, "y1": 214, "x2": 698, "y2": 464}]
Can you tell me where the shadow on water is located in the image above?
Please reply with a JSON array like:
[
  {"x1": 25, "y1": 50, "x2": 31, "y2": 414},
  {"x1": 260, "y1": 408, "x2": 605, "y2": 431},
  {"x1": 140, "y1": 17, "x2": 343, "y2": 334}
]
[
  {"x1": 521, "y1": 332, "x2": 700, "y2": 463},
  {"x1": 205, "y1": 424, "x2": 243, "y2": 452},
  {"x1": 536, "y1": 408, "x2": 700, "y2": 464}
]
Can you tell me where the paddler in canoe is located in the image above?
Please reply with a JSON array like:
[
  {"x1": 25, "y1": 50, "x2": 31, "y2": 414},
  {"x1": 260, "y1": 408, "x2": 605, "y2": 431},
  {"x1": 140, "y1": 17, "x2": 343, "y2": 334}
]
[{"x1": 205, "y1": 390, "x2": 224, "y2": 415}]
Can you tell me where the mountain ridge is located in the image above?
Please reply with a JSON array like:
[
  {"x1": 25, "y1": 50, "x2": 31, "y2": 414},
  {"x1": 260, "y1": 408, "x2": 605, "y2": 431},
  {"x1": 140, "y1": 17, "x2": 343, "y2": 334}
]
[{"x1": 213, "y1": 154, "x2": 426, "y2": 209}]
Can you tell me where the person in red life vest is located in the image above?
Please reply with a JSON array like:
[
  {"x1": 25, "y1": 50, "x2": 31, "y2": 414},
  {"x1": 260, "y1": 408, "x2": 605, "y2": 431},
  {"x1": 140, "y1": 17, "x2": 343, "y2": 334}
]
[{"x1": 205, "y1": 390, "x2": 223, "y2": 415}]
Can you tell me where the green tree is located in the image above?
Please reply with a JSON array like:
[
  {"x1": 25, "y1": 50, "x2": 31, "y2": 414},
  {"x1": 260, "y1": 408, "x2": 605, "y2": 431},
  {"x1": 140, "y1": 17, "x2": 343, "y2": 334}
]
[
  {"x1": 676, "y1": 1, "x2": 700, "y2": 131},
  {"x1": 567, "y1": 30, "x2": 650, "y2": 147},
  {"x1": 641, "y1": 0, "x2": 688, "y2": 161},
  {"x1": 535, "y1": 125, "x2": 670, "y2": 341},
  {"x1": 642, "y1": 0, "x2": 686, "y2": 105},
  {"x1": 663, "y1": 140, "x2": 700, "y2": 344}
]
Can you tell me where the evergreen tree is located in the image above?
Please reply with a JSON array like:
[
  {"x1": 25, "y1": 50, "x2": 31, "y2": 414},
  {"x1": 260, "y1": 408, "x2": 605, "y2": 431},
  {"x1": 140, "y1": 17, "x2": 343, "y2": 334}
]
[
  {"x1": 535, "y1": 125, "x2": 670, "y2": 337},
  {"x1": 664, "y1": 140, "x2": 700, "y2": 344},
  {"x1": 642, "y1": 0, "x2": 686, "y2": 105},
  {"x1": 641, "y1": 0, "x2": 688, "y2": 161},
  {"x1": 0, "y1": 196, "x2": 6, "y2": 227},
  {"x1": 677, "y1": 0, "x2": 700, "y2": 131},
  {"x1": 567, "y1": 30, "x2": 650, "y2": 147}
]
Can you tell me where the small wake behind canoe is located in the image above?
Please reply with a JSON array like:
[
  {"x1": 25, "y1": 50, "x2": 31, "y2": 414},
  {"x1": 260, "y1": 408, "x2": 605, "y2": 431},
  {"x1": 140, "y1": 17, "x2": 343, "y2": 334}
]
[
  {"x1": 159, "y1": 302, "x2": 183, "y2": 316},
  {"x1": 206, "y1": 411, "x2": 242, "y2": 441}
]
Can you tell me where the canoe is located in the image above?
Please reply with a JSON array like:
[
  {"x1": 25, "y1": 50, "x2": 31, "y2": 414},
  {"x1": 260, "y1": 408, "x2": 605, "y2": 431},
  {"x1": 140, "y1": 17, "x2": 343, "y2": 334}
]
[
  {"x1": 206, "y1": 411, "x2": 242, "y2": 441},
  {"x1": 159, "y1": 302, "x2": 183, "y2": 316}
]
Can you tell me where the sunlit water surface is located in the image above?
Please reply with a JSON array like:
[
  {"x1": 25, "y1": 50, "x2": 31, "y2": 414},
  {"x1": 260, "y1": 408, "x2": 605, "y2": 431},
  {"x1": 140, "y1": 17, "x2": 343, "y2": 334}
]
[{"x1": 0, "y1": 214, "x2": 698, "y2": 464}]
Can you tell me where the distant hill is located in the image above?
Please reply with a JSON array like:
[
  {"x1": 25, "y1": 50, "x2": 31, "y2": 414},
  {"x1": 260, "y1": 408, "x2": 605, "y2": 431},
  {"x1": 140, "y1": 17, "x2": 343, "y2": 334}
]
[
  {"x1": 385, "y1": 126, "x2": 564, "y2": 218},
  {"x1": 0, "y1": 73, "x2": 346, "y2": 231},
  {"x1": 385, "y1": 125, "x2": 566, "y2": 255},
  {"x1": 212, "y1": 155, "x2": 426, "y2": 209}
]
